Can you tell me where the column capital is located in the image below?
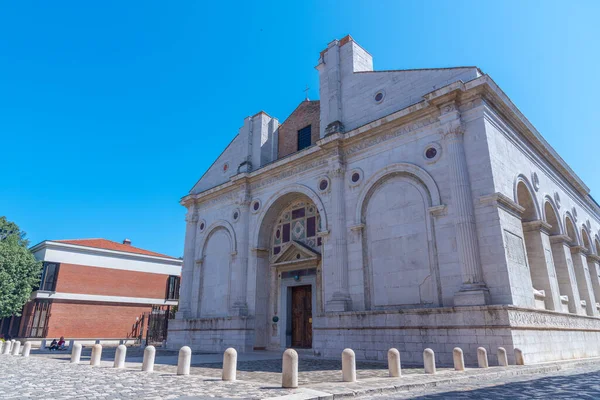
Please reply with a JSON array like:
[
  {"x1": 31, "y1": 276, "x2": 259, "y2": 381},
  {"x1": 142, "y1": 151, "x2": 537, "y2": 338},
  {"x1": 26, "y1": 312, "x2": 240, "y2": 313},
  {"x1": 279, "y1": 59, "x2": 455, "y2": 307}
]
[
  {"x1": 570, "y1": 245, "x2": 589, "y2": 256},
  {"x1": 550, "y1": 234, "x2": 573, "y2": 245},
  {"x1": 522, "y1": 220, "x2": 553, "y2": 234},
  {"x1": 587, "y1": 254, "x2": 600, "y2": 263}
]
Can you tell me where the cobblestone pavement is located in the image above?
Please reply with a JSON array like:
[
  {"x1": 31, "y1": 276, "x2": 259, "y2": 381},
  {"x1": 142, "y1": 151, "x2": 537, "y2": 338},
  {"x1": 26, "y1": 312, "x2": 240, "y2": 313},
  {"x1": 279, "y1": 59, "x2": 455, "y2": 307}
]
[
  {"x1": 364, "y1": 363, "x2": 600, "y2": 399},
  {"x1": 0, "y1": 354, "x2": 296, "y2": 399}
]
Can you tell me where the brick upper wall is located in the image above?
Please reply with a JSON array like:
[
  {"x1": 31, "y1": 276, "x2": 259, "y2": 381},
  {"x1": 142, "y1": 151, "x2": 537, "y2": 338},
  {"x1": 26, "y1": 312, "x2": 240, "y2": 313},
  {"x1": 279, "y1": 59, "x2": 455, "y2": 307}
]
[
  {"x1": 54, "y1": 263, "x2": 171, "y2": 299},
  {"x1": 46, "y1": 301, "x2": 150, "y2": 338},
  {"x1": 278, "y1": 100, "x2": 320, "y2": 159}
]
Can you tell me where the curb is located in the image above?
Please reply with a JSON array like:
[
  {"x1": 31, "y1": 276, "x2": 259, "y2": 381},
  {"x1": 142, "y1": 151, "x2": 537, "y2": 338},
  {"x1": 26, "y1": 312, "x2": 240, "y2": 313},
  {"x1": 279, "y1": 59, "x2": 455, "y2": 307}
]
[{"x1": 267, "y1": 357, "x2": 600, "y2": 400}]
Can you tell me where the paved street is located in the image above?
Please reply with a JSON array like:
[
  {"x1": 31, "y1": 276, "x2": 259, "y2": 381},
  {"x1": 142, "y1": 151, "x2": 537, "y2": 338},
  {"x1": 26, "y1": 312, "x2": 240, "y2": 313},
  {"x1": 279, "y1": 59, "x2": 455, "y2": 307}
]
[
  {"x1": 2, "y1": 349, "x2": 600, "y2": 399},
  {"x1": 364, "y1": 363, "x2": 600, "y2": 399}
]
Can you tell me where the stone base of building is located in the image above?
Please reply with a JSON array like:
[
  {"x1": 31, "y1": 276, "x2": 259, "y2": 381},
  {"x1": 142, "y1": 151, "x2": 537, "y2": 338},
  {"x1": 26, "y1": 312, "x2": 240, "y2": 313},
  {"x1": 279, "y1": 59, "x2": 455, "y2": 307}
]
[
  {"x1": 166, "y1": 316, "x2": 255, "y2": 353},
  {"x1": 167, "y1": 305, "x2": 600, "y2": 366}
]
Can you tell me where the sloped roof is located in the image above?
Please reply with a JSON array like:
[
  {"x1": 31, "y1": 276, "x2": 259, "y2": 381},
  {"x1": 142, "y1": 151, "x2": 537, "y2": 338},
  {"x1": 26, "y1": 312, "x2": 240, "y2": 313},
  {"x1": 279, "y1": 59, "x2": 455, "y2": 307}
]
[{"x1": 54, "y1": 238, "x2": 176, "y2": 259}]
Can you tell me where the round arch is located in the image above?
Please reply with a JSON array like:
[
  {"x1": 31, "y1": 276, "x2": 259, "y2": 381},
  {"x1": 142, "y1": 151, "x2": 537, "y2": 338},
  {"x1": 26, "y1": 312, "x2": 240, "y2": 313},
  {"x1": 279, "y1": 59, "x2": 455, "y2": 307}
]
[
  {"x1": 198, "y1": 220, "x2": 237, "y2": 258},
  {"x1": 542, "y1": 195, "x2": 563, "y2": 235},
  {"x1": 581, "y1": 224, "x2": 593, "y2": 252},
  {"x1": 253, "y1": 184, "x2": 328, "y2": 249},
  {"x1": 514, "y1": 174, "x2": 541, "y2": 222},
  {"x1": 564, "y1": 212, "x2": 580, "y2": 245},
  {"x1": 354, "y1": 163, "x2": 441, "y2": 225}
]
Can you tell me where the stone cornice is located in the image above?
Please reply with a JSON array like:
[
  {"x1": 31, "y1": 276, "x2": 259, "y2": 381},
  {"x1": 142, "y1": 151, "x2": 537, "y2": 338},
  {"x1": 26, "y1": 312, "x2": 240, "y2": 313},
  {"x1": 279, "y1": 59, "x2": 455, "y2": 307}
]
[
  {"x1": 570, "y1": 245, "x2": 589, "y2": 256},
  {"x1": 479, "y1": 192, "x2": 525, "y2": 218}
]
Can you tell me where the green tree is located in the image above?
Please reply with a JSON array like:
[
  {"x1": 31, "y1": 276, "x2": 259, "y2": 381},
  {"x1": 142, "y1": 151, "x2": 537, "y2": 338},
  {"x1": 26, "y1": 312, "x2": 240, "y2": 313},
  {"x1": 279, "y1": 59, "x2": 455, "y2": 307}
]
[{"x1": 0, "y1": 217, "x2": 42, "y2": 318}]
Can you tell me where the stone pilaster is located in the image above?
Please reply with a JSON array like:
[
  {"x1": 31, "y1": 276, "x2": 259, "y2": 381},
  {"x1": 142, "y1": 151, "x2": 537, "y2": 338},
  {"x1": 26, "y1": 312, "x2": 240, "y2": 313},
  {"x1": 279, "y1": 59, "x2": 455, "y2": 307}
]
[
  {"x1": 521, "y1": 220, "x2": 562, "y2": 311},
  {"x1": 232, "y1": 186, "x2": 251, "y2": 316},
  {"x1": 571, "y1": 246, "x2": 598, "y2": 316},
  {"x1": 325, "y1": 152, "x2": 352, "y2": 312},
  {"x1": 439, "y1": 103, "x2": 489, "y2": 306},
  {"x1": 586, "y1": 254, "x2": 600, "y2": 315},
  {"x1": 177, "y1": 202, "x2": 198, "y2": 319},
  {"x1": 550, "y1": 235, "x2": 584, "y2": 315}
]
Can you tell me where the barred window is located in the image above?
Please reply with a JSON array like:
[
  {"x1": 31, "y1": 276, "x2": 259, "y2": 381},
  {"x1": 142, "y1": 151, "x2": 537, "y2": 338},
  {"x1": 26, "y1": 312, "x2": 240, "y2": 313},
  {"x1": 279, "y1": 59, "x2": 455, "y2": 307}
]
[
  {"x1": 297, "y1": 125, "x2": 312, "y2": 151},
  {"x1": 166, "y1": 275, "x2": 180, "y2": 300}
]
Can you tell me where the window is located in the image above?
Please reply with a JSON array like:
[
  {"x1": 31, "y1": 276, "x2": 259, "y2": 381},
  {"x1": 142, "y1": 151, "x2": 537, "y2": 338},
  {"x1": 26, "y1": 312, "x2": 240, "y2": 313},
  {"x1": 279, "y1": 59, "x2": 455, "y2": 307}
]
[
  {"x1": 39, "y1": 262, "x2": 59, "y2": 291},
  {"x1": 28, "y1": 301, "x2": 51, "y2": 338},
  {"x1": 166, "y1": 275, "x2": 180, "y2": 300},
  {"x1": 297, "y1": 125, "x2": 312, "y2": 151}
]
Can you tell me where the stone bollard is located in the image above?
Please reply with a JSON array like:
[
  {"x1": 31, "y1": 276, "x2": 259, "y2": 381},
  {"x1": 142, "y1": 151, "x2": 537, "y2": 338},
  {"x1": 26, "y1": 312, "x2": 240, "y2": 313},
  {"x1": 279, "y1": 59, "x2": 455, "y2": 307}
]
[
  {"x1": 177, "y1": 346, "x2": 192, "y2": 375},
  {"x1": 282, "y1": 349, "x2": 298, "y2": 388},
  {"x1": 22, "y1": 342, "x2": 32, "y2": 358},
  {"x1": 142, "y1": 345, "x2": 156, "y2": 372},
  {"x1": 71, "y1": 343, "x2": 82, "y2": 363},
  {"x1": 90, "y1": 344, "x2": 102, "y2": 366},
  {"x1": 0, "y1": 342, "x2": 4, "y2": 354},
  {"x1": 453, "y1": 347, "x2": 465, "y2": 371},
  {"x1": 497, "y1": 347, "x2": 508, "y2": 367},
  {"x1": 342, "y1": 348, "x2": 357, "y2": 382},
  {"x1": 423, "y1": 348, "x2": 436, "y2": 374},
  {"x1": 477, "y1": 347, "x2": 489, "y2": 368},
  {"x1": 114, "y1": 344, "x2": 127, "y2": 368},
  {"x1": 388, "y1": 348, "x2": 401, "y2": 377},
  {"x1": 515, "y1": 348, "x2": 525, "y2": 365},
  {"x1": 2, "y1": 341, "x2": 11, "y2": 355},
  {"x1": 222, "y1": 348, "x2": 237, "y2": 381},
  {"x1": 11, "y1": 341, "x2": 21, "y2": 355}
]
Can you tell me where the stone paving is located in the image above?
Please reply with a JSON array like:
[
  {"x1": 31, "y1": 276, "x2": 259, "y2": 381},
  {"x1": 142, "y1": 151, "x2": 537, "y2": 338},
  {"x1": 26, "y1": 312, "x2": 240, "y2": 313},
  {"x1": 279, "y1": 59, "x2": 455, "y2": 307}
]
[
  {"x1": 364, "y1": 363, "x2": 600, "y2": 399},
  {"x1": 2, "y1": 348, "x2": 600, "y2": 399}
]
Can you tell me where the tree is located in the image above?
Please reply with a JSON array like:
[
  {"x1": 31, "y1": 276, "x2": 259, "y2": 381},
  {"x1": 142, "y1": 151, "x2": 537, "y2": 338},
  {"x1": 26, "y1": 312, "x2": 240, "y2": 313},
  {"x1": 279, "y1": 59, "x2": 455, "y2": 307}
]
[{"x1": 0, "y1": 217, "x2": 42, "y2": 318}]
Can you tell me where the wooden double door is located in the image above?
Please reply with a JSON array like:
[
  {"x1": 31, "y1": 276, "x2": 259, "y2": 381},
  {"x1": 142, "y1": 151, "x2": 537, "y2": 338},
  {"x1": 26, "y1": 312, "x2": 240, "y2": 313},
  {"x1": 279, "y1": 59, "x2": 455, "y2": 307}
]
[{"x1": 291, "y1": 285, "x2": 312, "y2": 348}]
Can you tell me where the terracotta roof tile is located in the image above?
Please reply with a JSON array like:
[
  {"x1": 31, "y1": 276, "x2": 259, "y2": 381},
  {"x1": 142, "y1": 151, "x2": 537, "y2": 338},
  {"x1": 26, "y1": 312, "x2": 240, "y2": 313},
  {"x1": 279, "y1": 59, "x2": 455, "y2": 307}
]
[{"x1": 54, "y1": 239, "x2": 177, "y2": 259}]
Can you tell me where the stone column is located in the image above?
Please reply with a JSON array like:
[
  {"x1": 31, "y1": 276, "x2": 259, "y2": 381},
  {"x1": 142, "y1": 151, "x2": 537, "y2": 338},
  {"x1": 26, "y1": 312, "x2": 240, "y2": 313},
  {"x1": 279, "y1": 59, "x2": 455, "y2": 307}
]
[
  {"x1": 586, "y1": 255, "x2": 600, "y2": 314},
  {"x1": 550, "y1": 235, "x2": 583, "y2": 314},
  {"x1": 177, "y1": 203, "x2": 198, "y2": 319},
  {"x1": 232, "y1": 189, "x2": 250, "y2": 316},
  {"x1": 439, "y1": 103, "x2": 489, "y2": 306},
  {"x1": 325, "y1": 157, "x2": 352, "y2": 312},
  {"x1": 522, "y1": 221, "x2": 562, "y2": 311},
  {"x1": 571, "y1": 246, "x2": 598, "y2": 316}
]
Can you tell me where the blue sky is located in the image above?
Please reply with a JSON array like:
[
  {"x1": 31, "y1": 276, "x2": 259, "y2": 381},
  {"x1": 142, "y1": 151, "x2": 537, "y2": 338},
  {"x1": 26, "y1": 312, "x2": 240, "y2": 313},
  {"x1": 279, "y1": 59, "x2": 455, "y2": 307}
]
[{"x1": 1, "y1": 1, "x2": 598, "y2": 257}]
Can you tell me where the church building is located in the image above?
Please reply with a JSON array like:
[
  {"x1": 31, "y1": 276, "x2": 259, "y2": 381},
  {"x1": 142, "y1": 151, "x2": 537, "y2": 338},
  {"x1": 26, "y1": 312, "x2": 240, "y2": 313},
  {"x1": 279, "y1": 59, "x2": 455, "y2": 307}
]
[{"x1": 168, "y1": 35, "x2": 600, "y2": 365}]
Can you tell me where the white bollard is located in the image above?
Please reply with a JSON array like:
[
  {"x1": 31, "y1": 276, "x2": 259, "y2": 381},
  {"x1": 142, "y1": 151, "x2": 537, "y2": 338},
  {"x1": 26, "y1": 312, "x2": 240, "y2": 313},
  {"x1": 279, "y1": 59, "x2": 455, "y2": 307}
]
[
  {"x1": 342, "y1": 348, "x2": 357, "y2": 382},
  {"x1": 477, "y1": 347, "x2": 489, "y2": 368},
  {"x1": 0, "y1": 342, "x2": 4, "y2": 354},
  {"x1": 423, "y1": 348, "x2": 436, "y2": 374},
  {"x1": 71, "y1": 343, "x2": 82, "y2": 363},
  {"x1": 222, "y1": 347, "x2": 237, "y2": 381},
  {"x1": 142, "y1": 345, "x2": 156, "y2": 372},
  {"x1": 11, "y1": 341, "x2": 21, "y2": 355},
  {"x1": 22, "y1": 342, "x2": 32, "y2": 358},
  {"x1": 177, "y1": 346, "x2": 192, "y2": 375},
  {"x1": 114, "y1": 345, "x2": 126, "y2": 368},
  {"x1": 497, "y1": 347, "x2": 508, "y2": 367},
  {"x1": 453, "y1": 347, "x2": 465, "y2": 371},
  {"x1": 282, "y1": 348, "x2": 298, "y2": 388},
  {"x1": 388, "y1": 348, "x2": 401, "y2": 377},
  {"x1": 2, "y1": 341, "x2": 11, "y2": 355},
  {"x1": 515, "y1": 348, "x2": 525, "y2": 365},
  {"x1": 90, "y1": 344, "x2": 102, "y2": 366}
]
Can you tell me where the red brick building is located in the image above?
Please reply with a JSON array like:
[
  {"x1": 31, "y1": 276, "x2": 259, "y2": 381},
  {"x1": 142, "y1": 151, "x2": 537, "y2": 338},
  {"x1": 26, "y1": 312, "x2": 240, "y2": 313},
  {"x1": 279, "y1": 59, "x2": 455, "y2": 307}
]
[{"x1": 0, "y1": 239, "x2": 182, "y2": 341}]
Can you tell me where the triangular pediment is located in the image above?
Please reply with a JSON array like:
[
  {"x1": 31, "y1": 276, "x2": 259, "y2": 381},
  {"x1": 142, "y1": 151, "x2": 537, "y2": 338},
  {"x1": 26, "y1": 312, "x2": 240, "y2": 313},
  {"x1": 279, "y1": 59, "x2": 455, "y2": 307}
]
[{"x1": 271, "y1": 241, "x2": 320, "y2": 266}]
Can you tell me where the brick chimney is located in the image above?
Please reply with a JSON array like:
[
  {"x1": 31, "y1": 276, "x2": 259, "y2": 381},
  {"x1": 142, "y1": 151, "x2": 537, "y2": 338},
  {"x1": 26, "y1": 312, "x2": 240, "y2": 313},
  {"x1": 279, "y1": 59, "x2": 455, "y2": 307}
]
[{"x1": 122, "y1": 238, "x2": 131, "y2": 246}]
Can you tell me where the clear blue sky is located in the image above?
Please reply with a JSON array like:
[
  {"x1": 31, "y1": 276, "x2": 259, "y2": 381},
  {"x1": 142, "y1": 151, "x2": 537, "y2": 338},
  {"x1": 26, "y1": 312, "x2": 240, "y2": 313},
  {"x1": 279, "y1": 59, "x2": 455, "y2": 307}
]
[{"x1": 1, "y1": 1, "x2": 598, "y2": 257}]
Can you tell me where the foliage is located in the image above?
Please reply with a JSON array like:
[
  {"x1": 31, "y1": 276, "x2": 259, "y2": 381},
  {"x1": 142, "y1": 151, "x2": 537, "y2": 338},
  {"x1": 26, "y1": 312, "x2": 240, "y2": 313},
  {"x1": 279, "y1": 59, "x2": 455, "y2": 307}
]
[{"x1": 0, "y1": 217, "x2": 42, "y2": 318}]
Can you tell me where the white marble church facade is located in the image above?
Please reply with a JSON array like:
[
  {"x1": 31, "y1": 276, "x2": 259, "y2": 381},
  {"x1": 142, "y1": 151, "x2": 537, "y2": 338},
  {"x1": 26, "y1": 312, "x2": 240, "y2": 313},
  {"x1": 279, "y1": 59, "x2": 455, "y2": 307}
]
[{"x1": 168, "y1": 36, "x2": 600, "y2": 366}]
